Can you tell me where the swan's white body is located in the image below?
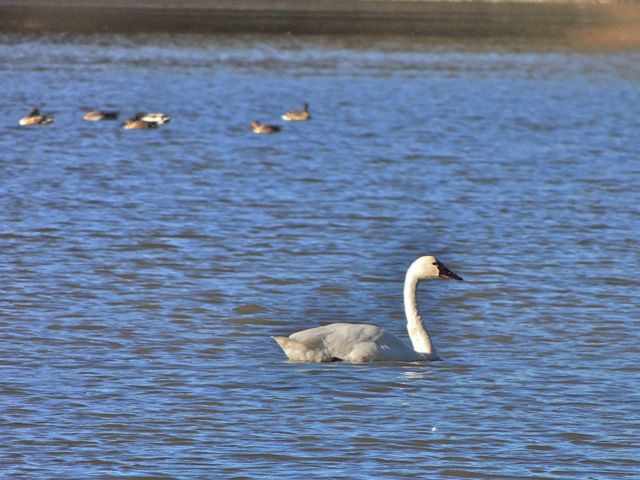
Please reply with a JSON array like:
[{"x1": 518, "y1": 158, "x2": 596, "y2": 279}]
[{"x1": 272, "y1": 255, "x2": 463, "y2": 363}]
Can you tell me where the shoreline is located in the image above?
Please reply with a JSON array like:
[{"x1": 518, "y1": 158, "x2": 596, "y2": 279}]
[{"x1": 1, "y1": 1, "x2": 639, "y2": 48}]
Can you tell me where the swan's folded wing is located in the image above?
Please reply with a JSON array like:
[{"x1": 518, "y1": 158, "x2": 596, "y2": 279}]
[
  {"x1": 289, "y1": 323, "x2": 386, "y2": 361},
  {"x1": 272, "y1": 336, "x2": 333, "y2": 362}
]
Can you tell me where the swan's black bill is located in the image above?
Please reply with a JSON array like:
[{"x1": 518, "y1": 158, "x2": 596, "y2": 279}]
[{"x1": 437, "y1": 261, "x2": 463, "y2": 281}]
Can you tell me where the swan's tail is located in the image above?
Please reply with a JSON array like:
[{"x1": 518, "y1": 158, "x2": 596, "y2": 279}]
[{"x1": 272, "y1": 336, "x2": 333, "y2": 362}]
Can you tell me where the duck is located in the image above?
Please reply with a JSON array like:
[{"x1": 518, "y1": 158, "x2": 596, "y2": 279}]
[
  {"x1": 281, "y1": 102, "x2": 310, "y2": 121},
  {"x1": 122, "y1": 113, "x2": 158, "y2": 129},
  {"x1": 138, "y1": 113, "x2": 170, "y2": 125},
  {"x1": 19, "y1": 108, "x2": 53, "y2": 126},
  {"x1": 251, "y1": 121, "x2": 281, "y2": 134},
  {"x1": 272, "y1": 255, "x2": 463, "y2": 363},
  {"x1": 83, "y1": 110, "x2": 119, "y2": 121}
]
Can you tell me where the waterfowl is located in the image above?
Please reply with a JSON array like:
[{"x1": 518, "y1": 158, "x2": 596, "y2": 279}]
[
  {"x1": 138, "y1": 113, "x2": 170, "y2": 125},
  {"x1": 83, "y1": 110, "x2": 119, "y2": 121},
  {"x1": 251, "y1": 121, "x2": 281, "y2": 134},
  {"x1": 19, "y1": 108, "x2": 53, "y2": 126},
  {"x1": 272, "y1": 255, "x2": 463, "y2": 363},
  {"x1": 123, "y1": 113, "x2": 158, "y2": 130},
  {"x1": 281, "y1": 102, "x2": 310, "y2": 121}
]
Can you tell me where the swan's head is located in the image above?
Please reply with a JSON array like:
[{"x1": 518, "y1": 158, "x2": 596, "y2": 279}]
[{"x1": 410, "y1": 256, "x2": 464, "y2": 282}]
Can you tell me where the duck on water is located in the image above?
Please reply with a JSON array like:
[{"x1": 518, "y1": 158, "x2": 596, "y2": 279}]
[
  {"x1": 83, "y1": 110, "x2": 119, "y2": 121},
  {"x1": 251, "y1": 120, "x2": 281, "y2": 134},
  {"x1": 281, "y1": 102, "x2": 310, "y2": 121},
  {"x1": 19, "y1": 108, "x2": 53, "y2": 126}
]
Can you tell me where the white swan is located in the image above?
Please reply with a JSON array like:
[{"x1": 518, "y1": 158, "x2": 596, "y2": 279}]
[{"x1": 272, "y1": 255, "x2": 463, "y2": 363}]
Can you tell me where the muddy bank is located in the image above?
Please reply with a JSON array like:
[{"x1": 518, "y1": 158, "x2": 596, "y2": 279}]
[{"x1": 1, "y1": 1, "x2": 639, "y2": 47}]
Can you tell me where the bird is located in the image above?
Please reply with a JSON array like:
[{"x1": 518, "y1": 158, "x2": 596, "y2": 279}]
[
  {"x1": 83, "y1": 110, "x2": 119, "y2": 121},
  {"x1": 122, "y1": 113, "x2": 158, "y2": 129},
  {"x1": 251, "y1": 120, "x2": 281, "y2": 134},
  {"x1": 138, "y1": 112, "x2": 170, "y2": 125},
  {"x1": 19, "y1": 108, "x2": 53, "y2": 126},
  {"x1": 281, "y1": 102, "x2": 310, "y2": 121},
  {"x1": 272, "y1": 255, "x2": 463, "y2": 363}
]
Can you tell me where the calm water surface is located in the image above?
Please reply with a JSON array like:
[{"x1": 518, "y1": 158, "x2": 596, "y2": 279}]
[{"x1": 1, "y1": 34, "x2": 639, "y2": 479}]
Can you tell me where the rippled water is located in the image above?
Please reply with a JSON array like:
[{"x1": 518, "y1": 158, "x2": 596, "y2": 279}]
[{"x1": 1, "y1": 33, "x2": 639, "y2": 478}]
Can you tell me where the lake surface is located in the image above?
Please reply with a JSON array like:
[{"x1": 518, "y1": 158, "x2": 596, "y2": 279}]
[{"x1": 1, "y1": 33, "x2": 639, "y2": 478}]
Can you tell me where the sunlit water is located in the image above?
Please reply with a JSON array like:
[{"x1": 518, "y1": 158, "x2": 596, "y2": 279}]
[{"x1": 1, "y1": 33, "x2": 639, "y2": 478}]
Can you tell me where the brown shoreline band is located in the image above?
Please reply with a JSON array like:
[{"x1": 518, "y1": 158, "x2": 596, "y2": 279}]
[{"x1": 0, "y1": 2, "x2": 638, "y2": 45}]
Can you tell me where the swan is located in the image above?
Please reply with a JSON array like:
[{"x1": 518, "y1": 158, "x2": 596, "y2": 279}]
[{"x1": 272, "y1": 255, "x2": 463, "y2": 363}]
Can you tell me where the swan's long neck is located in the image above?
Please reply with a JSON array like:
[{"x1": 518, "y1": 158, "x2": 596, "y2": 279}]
[{"x1": 404, "y1": 269, "x2": 436, "y2": 358}]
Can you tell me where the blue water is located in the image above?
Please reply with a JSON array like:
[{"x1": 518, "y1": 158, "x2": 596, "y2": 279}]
[{"x1": 1, "y1": 34, "x2": 639, "y2": 478}]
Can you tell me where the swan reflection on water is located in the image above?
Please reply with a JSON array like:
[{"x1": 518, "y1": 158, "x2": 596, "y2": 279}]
[
  {"x1": 401, "y1": 369, "x2": 433, "y2": 381},
  {"x1": 273, "y1": 255, "x2": 463, "y2": 363}
]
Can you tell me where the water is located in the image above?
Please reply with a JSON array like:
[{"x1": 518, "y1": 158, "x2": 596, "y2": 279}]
[{"x1": 1, "y1": 33, "x2": 639, "y2": 478}]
